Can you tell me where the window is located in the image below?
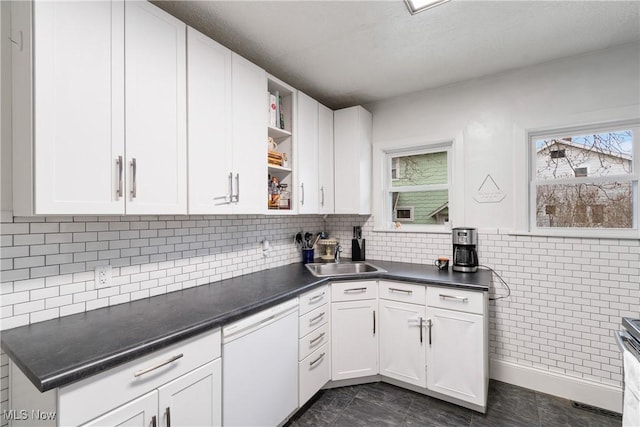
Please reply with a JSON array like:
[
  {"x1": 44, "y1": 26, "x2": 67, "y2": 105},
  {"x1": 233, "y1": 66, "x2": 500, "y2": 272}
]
[
  {"x1": 385, "y1": 144, "x2": 452, "y2": 229},
  {"x1": 530, "y1": 122, "x2": 638, "y2": 233}
]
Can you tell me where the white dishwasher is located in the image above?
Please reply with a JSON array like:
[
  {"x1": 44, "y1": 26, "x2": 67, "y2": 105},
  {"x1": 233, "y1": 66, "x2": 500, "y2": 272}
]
[{"x1": 222, "y1": 298, "x2": 299, "y2": 427}]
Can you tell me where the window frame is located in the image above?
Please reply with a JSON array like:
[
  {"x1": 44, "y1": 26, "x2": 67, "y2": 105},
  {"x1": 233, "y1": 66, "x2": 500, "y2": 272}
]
[
  {"x1": 528, "y1": 120, "x2": 639, "y2": 237},
  {"x1": 374, "y1": 138, "x2": 456, "y2": 233}
]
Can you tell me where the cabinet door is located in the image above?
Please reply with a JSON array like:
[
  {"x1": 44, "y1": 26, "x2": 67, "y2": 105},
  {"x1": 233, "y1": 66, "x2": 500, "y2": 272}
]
[
  {"x1": 318, "y1": 104, "x2": 335, "y2": 214},
  {"x1": 299, "y1": 343, "x2": 330, "y2": 407},
  {"x1": 331, "y1": 299, "x2": 378, "y2": 381},
  {"x1": 379, "y1": 300, "x2": 426, "y2": 388},
  {"x1": 297, "y1": 92, "x2": 319, "y2": 213},
  {"x1": 425, "y1": 307, "x2": 486, "y2": 407},
  {"x1": 82, "y1": 391, "x2": 157, "y2": 427},
  {"x1": 231, "y1": 53, "x2": 267, "y2": 214},
  {"x1": 158, "y1": 359, "x2": 222, "y2": 427},
  {"x1": 32, "y1": 0, "x2": 125, "y2": 215},
  {"x1": 186, "y1": 27, "x2": 233, "y2": 214},
  {"x1": 125, "y1": 1, "x2": 187, "y2": 214}
]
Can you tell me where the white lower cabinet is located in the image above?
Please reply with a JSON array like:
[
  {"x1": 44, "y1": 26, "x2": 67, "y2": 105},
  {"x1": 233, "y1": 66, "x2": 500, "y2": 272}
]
[
  {"x1": 379, "y1": 298, "x2": 426, "y2": 388},
  {"x1": 331, "y1": 281, "x2": 378, "y2": 381},
  {"x1": 298, "y1": 286, "x2": 331, "y2": 406},
  {"x1": 82, "y1": 390, "x2": 157, "y2": 427}
]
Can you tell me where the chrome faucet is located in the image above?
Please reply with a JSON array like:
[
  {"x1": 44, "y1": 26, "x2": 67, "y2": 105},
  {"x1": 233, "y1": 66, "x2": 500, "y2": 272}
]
[{"x1": 334, "y1": 244, "x2": 342, "y2": 263}]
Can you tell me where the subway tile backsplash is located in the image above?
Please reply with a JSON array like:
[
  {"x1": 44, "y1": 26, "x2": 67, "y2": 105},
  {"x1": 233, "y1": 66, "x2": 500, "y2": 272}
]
[{"x1": 1, "y1": 214, "x2": 639, "y2": 423}]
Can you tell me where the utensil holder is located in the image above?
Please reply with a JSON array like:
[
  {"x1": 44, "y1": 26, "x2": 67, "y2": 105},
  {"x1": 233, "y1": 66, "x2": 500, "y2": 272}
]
[{"x1": 302, "y1": 249, "x2": 314, "y2": 264}]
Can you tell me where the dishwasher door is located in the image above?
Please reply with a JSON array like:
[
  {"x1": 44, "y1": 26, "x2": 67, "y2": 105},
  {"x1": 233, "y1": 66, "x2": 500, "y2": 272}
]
[{"x1": 223, "y1": 300, "x2": 299, "y2": 426}]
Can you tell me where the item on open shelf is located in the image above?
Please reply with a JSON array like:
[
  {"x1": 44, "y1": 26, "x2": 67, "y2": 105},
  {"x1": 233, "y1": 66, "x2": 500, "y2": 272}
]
[{"x1": 269, "y1": 94, "x2": 277, "y2": 127}]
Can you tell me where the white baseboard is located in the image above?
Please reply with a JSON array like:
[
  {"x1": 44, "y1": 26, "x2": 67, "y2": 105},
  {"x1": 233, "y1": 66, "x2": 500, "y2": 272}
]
[{"x1": 490, "y1": 358, "x2": 622, "y2": 413}]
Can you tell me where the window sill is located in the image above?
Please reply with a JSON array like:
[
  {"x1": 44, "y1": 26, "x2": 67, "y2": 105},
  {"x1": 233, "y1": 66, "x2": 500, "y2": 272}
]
[{"x1": 503, "y1": 228, "x2": 640, "y2": 240}]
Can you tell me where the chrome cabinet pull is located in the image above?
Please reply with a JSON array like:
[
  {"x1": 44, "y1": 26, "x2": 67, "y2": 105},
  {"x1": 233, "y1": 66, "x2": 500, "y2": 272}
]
[
  {"x1": 427, "y1": 319, "x2": 433, "y2": 345},
  {"x1": 389, "y1": 287, "x2": 412, "y2": 295},
  {"x1": 234, "y1": 173, "x2": 240, "y2": 202},
  {"x1": 133, "y1": 353, "x2": 183, "y2": 377},
  {"x1": 9, "y1": 30, "x2": 23, "y2": 51},
  {"x1": 310, "y1": 332, "x2": 325, "y2": 346},
  {"x1": 419, "y1": 317, "x2": 424, "y2": 343},
  {"x1": 300, "y1": 182, "x2": 305, "y2": 206},
  {"x1": 130, "y1": 158, "x2": 137, "y2": 198},
  {"x1": 373, "y1": 310, "x2": 376, "y2": 335},
  {"x1": 309, "y1": 312, "x2": 325, "y2": 325},
  {"x1": 320, "y1": 186, "x2": 325, "y2": 206},
  {"x1": 439, "y1": 294, "x2": 468, "y2": 303},
  {"x1": 165, "y1": 407, "x2": 171, "y2": 427},
  {"x1": 309, "y1": 352, "x2": 325, "y2": 368},
  {"x1": 308, "y1": 292, "x2": 325, "y2": 303},
  {"x1": 116, "y1": 156, "x2": 123, "y2": 198},
  {"x1": 214, "y1": 173, "x2": 233, "y2": 205},
  {"x1": 151, "y1": 415, "x2": 157, "y2": 427},
  {"x1": 344, "y1": 287, "x2": 367, "y2": 293}
]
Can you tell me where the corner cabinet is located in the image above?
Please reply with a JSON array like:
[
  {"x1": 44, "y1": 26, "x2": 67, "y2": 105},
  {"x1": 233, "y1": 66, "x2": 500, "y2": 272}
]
[
  {"x1": 333, "y1": 106, "x2": 372, "y2": 215},
  {"x1": 11, "y1": 0, "x2": 187, "y2": 216},
  {"x1": 318, "y1": 104, "x2": 335, "y2": 214}
]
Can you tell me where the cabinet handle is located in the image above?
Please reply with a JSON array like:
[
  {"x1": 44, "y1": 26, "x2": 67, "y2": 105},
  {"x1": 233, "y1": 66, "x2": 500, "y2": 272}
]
[
  {"x1": 419, "y1": 317, "x2": 424, "y2": 343},
  {"x1": 214, "y1": 173, "x2": 233, "y2": 205},
  {"x1": 116, "y1": 156, "x2": 123, "y2": 198},
  {"x1": 308, "y1": 292, "x2": 325, "y2": 303},
  {"x1": 427, "y1": 319, "x2": 433, "y2": 345},
  {"x1": 309, "y1": 352, "x2": 326, "y2": 368},
  {"x1": 9, "y1": 30, "x2": 23, "y2": 51},
  {"x1": 234, "y1": 173, "x2": 240, "y2": 202},
  {"x1": 344, "y1": 287, "x2": 367, "y2": 293},
  {"x1": 130, "y1": 158, "x2": 137, "y2": 198},
  {"x1": 439, "y1": 294, "x2": 468, "y2": 303},
  {"x1": 309, "y1": 312, "x2": 325, "y2": 325},
  {"x1": 133, "y1": 353, "x2": 183, "y2": 377},
  {"x1": 151, "y1": 415, "x2": 157, "y2": 427},
  {"x1": 389, "y1": 287, "x2": 412, "y2": 295},
  {"x1": 300, "y1": 182, "x2": 305, "y2": 206},
  {"x1": 373, "y1": 310, "x2": 376, "y2": 335},
  {"x1": 165, "y1": 407, "x2": 171, "y2": 427},
  {"x1": 310, "y1": 332, "x2": 325, "y2": 346},
  {"x1": 320, "y1": 186, "x2": 325, "y2": 206}
]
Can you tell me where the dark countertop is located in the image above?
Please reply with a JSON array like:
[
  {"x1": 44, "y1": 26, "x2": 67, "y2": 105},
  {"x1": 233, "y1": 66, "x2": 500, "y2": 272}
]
[{"x1": 1, "y1": 259, "x2": 491, "y2": 393}]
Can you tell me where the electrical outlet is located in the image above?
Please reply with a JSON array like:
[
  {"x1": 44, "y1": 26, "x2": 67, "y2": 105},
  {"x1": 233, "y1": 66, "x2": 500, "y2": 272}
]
[{"x1": 94, "y1": 265, "x2": 112, "y2": 288}]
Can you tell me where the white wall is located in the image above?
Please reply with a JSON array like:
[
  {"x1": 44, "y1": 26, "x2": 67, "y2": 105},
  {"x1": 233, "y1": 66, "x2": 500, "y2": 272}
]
[{"x1": 361, "y1": 43, "x2": 640, "y2": 412}]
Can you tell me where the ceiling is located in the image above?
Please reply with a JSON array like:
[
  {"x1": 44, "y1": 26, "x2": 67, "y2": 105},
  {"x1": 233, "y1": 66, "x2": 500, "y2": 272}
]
[{"x1": 152, "y1": 0, "x2": 640, "y2": 110}]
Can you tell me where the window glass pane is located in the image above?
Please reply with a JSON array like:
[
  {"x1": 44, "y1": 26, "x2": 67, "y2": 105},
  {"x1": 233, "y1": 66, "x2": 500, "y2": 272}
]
[
  {"x1": 535, "y1": 130, "x2": 633, "y2": 180},
  {"x1": 391, "y1": 151, "x2": 448, "y2": 187},
  {"x1": 391, "y1": 190, "x2": 448, "y2": 225},
  {"x1": 535, "y1": 182, "x2": 633, "y2": 228}
]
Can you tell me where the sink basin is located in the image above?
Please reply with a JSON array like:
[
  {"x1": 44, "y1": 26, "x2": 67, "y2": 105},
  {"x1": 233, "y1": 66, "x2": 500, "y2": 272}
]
[{"x1": 305, "y1": 262, "x2": 386, "y2": 277}]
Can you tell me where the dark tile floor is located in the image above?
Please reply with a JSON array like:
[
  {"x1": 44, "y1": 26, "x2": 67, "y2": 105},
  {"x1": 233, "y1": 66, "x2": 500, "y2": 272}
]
[{"x1": 286, "y1": 380, "x2": 622, "y2": 427}]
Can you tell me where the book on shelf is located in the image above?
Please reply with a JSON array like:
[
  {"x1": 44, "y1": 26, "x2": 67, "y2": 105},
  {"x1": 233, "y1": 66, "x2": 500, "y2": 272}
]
[
  {"x1": 279, "y1": 93, "x2": 285, "y2": 130},
  {"x1": 275, "y1": 90, "x2": 281, "y2": 129},
  {"x1": 269, "y1": 94, "x2": 277, "y2": 127}
]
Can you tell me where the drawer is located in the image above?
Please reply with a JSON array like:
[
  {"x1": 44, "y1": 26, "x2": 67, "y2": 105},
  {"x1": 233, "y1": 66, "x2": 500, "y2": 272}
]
[
  {"x1": 299, "y1": 304, "x2": 329, "y2": 338},
  {"x1": 299, "y1": 343, "x2": 330, "y2": 407},
  {"x1": 426, "y1": 286, "x2": 485, "y2": 315},
  {"x1": 299, "y1": 321, "x2": 330, "y2": 361},
  {"x1": 331, "y1": 280, "x2": 377, "y2": 302},
  {"x1": 299, "y1": 285, "x2": 330, "y2": 316},
  {"x1": 379, "y1": 281, "x2": 426, "y2": 305},
  {"x1": 58, "y1": 329, "x2": 221, "y2": 426}
]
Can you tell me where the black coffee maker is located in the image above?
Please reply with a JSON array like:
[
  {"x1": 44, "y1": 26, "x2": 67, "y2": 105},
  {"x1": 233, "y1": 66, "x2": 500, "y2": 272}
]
[{"x1": 452, "y1": 227, "x2": 478, "y2": 273}]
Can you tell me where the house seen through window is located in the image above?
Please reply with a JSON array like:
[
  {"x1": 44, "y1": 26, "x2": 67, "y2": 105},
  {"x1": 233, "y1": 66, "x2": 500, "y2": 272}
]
[
  {"x1": 387, "y1": 146, "x2": 450, "y2": 227},
  {"x1": 531, "y1": 123, "x2": 637, "y2": 231}
]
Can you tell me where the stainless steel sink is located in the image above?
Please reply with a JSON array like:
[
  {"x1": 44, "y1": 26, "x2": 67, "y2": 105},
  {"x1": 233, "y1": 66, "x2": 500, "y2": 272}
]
[{"x1": 305, "y1": 262, "x2": 386, "y2": 277}]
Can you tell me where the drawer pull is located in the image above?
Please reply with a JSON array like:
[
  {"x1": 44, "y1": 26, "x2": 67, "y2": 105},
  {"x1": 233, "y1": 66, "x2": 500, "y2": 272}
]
[
  {"x1": 308, "y1": 292, "x2": 325, "y2": 303},
  {"x1": 309, "y1": 312, "x2": 326, "y2": 325},
  {"x1": 310, "y1": 332, "x2": 326, "y2": 346},
  {"x1": 134, "y1": 353, "x2": 183, "y2": 378},
  {"x1": 344, "y1": 287, "x2": 367, "y2": 293},
  {"x1": 439, "y1": 294, "x2": 468, "y2": 303},
  {"x1": 309, "y1": 352, "x2": 326, "y2": 368},
  {"x1": 389, "y1": 287, "x2": 413, "y2": 295}
]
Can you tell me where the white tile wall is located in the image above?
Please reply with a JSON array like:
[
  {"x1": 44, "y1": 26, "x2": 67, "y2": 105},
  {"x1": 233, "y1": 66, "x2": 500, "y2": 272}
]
[{"x1": 1, "y1": 214, "x2": 638, "y2": 422}]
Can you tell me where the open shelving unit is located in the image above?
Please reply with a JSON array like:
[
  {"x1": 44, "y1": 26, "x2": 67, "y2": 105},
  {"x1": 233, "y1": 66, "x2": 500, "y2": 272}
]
[{"x1": 267, "y1": 76, "x2": 295, "y2": 212}]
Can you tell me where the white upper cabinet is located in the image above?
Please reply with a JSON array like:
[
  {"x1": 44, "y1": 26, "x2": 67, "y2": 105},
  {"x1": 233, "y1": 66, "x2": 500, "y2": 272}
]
[
  {"x1": 297, "y1": 92, "x2": 319, "y2": 214},
  {"x1": 231, "y1": 53, "x2": 268, "y2": 214},
  {"x1": 12, "y1": 0, "x2": 125, "y2": 215},
  {"x1": 318, "y1": 104, "x2": 335, "y2": 214},
  {"x1": 334, "y1": 106, "x2": 372, "y2": 215},
  {"x1": 125, "y1": 1, "x2": 187, "y2": 215},
  {"x1": 186, "y1": 27, "x2": 233, "y2": 214}
]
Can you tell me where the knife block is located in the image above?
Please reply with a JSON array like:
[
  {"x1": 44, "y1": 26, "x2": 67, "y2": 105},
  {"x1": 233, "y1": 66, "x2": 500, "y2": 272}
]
[{"x1": 351, "y1": 239, "x2": 365, "y2": 261}]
